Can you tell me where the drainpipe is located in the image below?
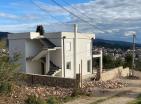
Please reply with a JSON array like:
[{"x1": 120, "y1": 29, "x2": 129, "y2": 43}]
[
  {"x1": 91, "y1": 38, "x2": 94, "y2": 74},
  {"x1": 63, "y1": 36, "x2": 66, "y2": 77},
  {"x1": 74, "y1": 24, "x2": 77, "y2": 78}
]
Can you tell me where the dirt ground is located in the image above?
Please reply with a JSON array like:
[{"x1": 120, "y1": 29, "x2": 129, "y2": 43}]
[{"x1": 65, "y1": 71, "x2": 141, "y2": 104}]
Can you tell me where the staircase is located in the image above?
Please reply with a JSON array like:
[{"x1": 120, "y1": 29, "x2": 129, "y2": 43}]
[
  {"x1": 47, "y1": 61, "x2": 60, "y2": 75},
  {"x1": 40, "y1": 38, "x2": 56, "y2": 48}
]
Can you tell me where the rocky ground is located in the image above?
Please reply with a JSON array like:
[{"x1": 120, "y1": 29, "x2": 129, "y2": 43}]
[
  {"x1": 8, "y1": 79, "x2": 128, "y2": 104},
  {"x1": 0, "y1": 77, "x2": 131, "y2": 104},
  {"x1": 1, "y1": 85, "x2": 73, "y2": 104},
  {"x1": 80, "y1": 79, "x2": 128, "y2": 96}
]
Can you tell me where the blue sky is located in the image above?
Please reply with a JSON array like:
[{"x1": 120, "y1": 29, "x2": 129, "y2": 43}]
[{"x1": 0, "y1": 0, "x2": 141, "y2": 43}]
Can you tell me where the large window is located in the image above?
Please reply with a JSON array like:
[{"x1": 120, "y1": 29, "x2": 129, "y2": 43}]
[
  {"x1": 87, "y1": 60, "x2": 91, "y2": 72},
  {"x1": 66, "y1": 62, "x2": 71, "y2": 69}
]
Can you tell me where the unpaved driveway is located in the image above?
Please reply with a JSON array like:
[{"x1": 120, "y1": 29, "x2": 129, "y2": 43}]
[
  {"x1": 65, "y1": 76, "x2": 141, "y2": 104},
  {"x1": 98, "y1": 79, "x2": 141, "y2": 104}
]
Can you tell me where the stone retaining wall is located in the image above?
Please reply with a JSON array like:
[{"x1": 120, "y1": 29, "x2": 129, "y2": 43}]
[
  {"x1": 23, "y1": 74, "x2": 80, "y2": 88},
  {"x1": 101, "y1": 66, "x2": 129, "y2": 81}
]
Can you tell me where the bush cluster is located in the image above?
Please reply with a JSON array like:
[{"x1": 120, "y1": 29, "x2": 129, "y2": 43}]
[
  {"x1": 25, "y1": 95, "x2": 46, "y2": 104},
  {"x1": 25, "y1": 95, "x2": 61, "y2": 104}
]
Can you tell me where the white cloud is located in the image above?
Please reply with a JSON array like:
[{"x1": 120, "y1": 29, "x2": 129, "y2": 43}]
[
  {"x1": 34, "y1": 0, "x2": 141, "y2": 32},
  {"x1": 0, "y1": 23, "x2": 48, "y2": 32},
  {"x1": 32, "y1": 1, "x2": 69, "y2": 16},
  {"x1": 1, "y1": 0, "x2": 141, "y2": 42},
  {"x1": 0, "y1": 12, "x2": 18, "y2": 19},
  {"x1": 0, "y1": 24, "x2": 35, "y2": 32},
  {"x1": 0, "y1": 12, "x2": 45, "y2": 22}
]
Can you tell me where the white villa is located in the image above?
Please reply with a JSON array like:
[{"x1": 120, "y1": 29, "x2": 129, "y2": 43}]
[{"x1": 8, "y1": 31, "x2": 102, "y2": 78}]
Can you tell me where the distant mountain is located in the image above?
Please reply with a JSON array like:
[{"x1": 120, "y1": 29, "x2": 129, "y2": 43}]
[
  {"x1": 93, "y1": 39, "x2": 141, "y2": 49},
  {"x1": 0, "y1": 32, "x2": 141, "y2": 49},
  {"x1": 0, "y1": 32, "x2": 9, "y2": 39}
]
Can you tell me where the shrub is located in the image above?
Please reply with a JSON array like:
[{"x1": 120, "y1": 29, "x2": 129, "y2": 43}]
[
  {"x1": 0, "y1": 52, "x2": 20, "y2": 83},
  {"x1": 124, "y1": 54, "x2": 132, "y2": 68},
  {"x1": 25, "y1": 95, "x2": 46, "y2": 104},
  {"x1": 128, "y1": 94, "x2": 141, "y2": 104},
  {"x1": 0, "y1": 82, "x2": 12, "y2": 94},
  {"x1": 47, "y1": 96, "x2": 61, "y2": 104}
]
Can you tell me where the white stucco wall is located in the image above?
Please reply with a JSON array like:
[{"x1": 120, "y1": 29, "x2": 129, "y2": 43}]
[
  {"x1": 25, "y1": 39, "x2": 43, "y2": 74},
  {"x1": 76, "y1": 38, "x2": 92, "y2": 76},
  {"x1": 101, "y1": 67, "x2": 129, "y2": 81},
  {"x1": 25, "y1": 39, "x2": 42, "y2": 57},
  {"x1": 61, "y1": 32, "x2": 94, "y2": 78},
  {"x1": 26, "y1": 60, "x2": 42, "y2": 74},
  {"x1": 63, "y1": 38, "x2": 74, "y2": 78},
  {"x1": 9, "y1": 39, "x2": 26, "y2": 72},
  {"x1": 50, "y1": 49, "x2": 62, "y2": 68}
]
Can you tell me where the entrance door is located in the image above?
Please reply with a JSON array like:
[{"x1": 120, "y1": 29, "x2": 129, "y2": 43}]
[{"x1": 41, "y1": 62, "x2": 45, "y2": 75}]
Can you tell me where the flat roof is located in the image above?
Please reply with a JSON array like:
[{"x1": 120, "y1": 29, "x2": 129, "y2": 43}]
[{"x1": 8, "y1": 32, "x2": 95, "y2": 40}]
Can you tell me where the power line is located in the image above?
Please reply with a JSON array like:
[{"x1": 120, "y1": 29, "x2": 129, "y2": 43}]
[
  {"x1": 61, "y1": 0, "x2": 102, "y2": 32},
  {"x1": 50, "y1": 0, "x2": 104, "y2": 31},
  {"x1": 31, "y1": 0, "x2": 105, "y2": 33},
  {"x1": 61, "y1": 0, "x2": 94, "y2": 21},
  {"x1": 31, "y1": 0, "x2": 71, "y2": 26}
]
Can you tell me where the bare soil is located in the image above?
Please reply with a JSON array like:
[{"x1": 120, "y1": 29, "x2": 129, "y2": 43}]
[{"x1": 65, "y1": 71, "x2": 141, "y2": 104}]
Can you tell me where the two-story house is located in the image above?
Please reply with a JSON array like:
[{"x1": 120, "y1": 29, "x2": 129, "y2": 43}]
[{"x1": 8, "y1": 31, "x2": 95, "y2": 78}]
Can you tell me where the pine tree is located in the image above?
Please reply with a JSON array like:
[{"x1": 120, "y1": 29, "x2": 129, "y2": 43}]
[{"x1": 36, "y1": 25, "x2": 45, "y2": 35}]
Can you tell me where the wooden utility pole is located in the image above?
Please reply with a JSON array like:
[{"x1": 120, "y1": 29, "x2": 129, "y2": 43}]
[
  {"x1": 132, "y1": 34, "x2": 136, "y2": 76},
  {"x1": 125, "y1": 31, "x2": 136, "y2": 76}
]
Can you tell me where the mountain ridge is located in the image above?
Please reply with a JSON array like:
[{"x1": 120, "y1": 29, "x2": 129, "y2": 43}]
[
  {"x1": 0, "y1": 32, "x2": 9, "y2": 39},
  {"x1": 0, "y1": 32, "x2": 141, "y2": 49},
  {"x1": 93, "y1": 38, "x2": 141, "y2": 49}
]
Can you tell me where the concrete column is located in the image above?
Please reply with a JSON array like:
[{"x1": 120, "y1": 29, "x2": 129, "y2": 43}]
[
  {"x1": 100, "y1": 50, "x2": 103, "y2": 73},
  {"x1": 45, "y1": 51, "x2": 50, "y2": 74},
  {"x1": 62, "y1": 36, "x2": 66, "y2": 77},
  {"x1": 73, "y1": 24, "x2": 77, "y2": 78}
]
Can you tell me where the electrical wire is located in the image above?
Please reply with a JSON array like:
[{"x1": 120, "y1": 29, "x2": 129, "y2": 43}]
[
  {"x1": 31, "y1": 0, "x2": 105, "y2": 33},
  {"x1": 61, "y1": 0, "x2": 102, "y2": 32},
  {"x1": 31, "y1": 0, "x2": 72, "y2": 26},
  {"x1": 50, "y1": 0, "x2": 104, "y2": 31},
  {"x1": 61, "y1": 0, "x2": 94, "y2": 21}
]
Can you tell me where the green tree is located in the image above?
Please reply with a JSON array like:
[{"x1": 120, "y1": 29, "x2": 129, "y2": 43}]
[
  {"x1": 124, "y1": 54, "x2": 132, "y2": 68},
  {"x1": 92, "y1": 58, "x2": 100, "y2": 68},
  {"x1": 103, "y1": 54, "x2": 115, "y2": 69},
  {"x1": 114, "y1": 57, "x2": 123, "y2": 67},
  {"x1": 36, "y1": 25, "x2": 44, "y2": 35}
]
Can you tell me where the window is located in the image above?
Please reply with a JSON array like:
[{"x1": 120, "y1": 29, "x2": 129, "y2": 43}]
[
  {"x1": 87, "y1": 60, "x2": 91, "y2": 72},
  {"x1": 66, "y1": 62, "x2": 71, "y2": 69},
  {"x1": 65, "y1": 42, "x2": 71, "y2": 51}
]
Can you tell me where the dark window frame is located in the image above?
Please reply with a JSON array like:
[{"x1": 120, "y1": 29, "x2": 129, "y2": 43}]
[
  {"x1": 66, "y1": 62, "x2": 71, "y2": 70},
  {"x1": 87, "y1": 60, "x2": 91, "y2": 72}
]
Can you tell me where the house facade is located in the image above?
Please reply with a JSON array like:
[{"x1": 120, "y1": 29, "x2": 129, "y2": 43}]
[{"x1": 8, "y1": 32, "x2": 95, "y2": 78}]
